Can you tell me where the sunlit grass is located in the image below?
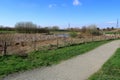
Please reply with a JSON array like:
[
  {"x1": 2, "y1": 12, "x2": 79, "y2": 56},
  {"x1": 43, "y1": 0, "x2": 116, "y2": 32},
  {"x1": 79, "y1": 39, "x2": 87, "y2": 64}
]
[
  {"x1": 0, "y1": 40, "x2": 111, "y2": 78},
  {"x1": 88, "y1": 48, "x2": 120, "y2": 80}
]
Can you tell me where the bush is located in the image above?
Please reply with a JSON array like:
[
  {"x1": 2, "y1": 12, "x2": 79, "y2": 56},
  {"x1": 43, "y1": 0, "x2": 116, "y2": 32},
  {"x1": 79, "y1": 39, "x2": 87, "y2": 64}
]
[
  {"x1": 69, "y1": 31, "x2": 78, "y2": 38},
  {"x1": 81, "y1": 25, "x2": 102, "y2": 36},
  {"x1": 91, "y1": 30, "x2": 102, "y2": 36}
]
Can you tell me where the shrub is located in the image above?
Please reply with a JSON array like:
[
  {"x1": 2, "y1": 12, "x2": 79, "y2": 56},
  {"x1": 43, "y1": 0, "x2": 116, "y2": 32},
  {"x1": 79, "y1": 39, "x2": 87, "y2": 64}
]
[{"x1": 69, "y1": 31, "x2": 78, "y2": 38}]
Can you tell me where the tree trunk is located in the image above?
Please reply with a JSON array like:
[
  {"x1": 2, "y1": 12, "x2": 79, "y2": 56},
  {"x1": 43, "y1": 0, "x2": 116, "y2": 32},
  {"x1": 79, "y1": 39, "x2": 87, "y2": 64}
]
[
  {"x1": 33, "y1": 33, "x2": 37, "y2": 51},
  {"x1": 3, "y1": 41, "x2": 7, "y2": 56},
  {"x1": 56, "y1": 38, "x2": 59, "y2": 48}
]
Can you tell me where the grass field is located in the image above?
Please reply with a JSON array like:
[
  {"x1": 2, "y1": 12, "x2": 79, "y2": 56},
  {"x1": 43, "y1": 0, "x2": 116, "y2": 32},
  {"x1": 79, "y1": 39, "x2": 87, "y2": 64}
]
[
  {"x1": 105, "y1": 31, "x2": 120, "y2": 34},
  {"x1": 88, "y1": 48, "x2": 120, "y2": 80},
  {"x1": 0, "y1": 30, "x2": 16, "y2": 33},
  {"x1": 0, "y1": 40, "x2": 111, "y2": 79}
]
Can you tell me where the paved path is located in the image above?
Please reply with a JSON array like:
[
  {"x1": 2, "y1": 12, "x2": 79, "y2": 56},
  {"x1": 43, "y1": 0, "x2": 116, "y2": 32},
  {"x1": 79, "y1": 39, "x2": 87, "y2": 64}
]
[{"x1": 3, "y1": 40, "x2": 120, "y2": 80}]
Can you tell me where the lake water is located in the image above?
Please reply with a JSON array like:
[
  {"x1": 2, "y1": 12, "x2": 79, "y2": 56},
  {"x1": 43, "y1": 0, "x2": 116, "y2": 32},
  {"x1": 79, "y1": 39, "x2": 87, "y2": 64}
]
[{"x1": 55, "y1": 34, "x2": 69, "y2": 37}]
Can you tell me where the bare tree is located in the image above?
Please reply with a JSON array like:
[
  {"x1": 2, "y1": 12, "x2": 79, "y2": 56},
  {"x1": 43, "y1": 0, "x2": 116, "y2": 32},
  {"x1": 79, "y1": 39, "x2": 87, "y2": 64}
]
[
  {"x1": 51, "y1": 26, "x2": 59, "y2": 31},
  {"x1": 87, "y1": 25, "x2": 102, "y2": 36},
  {"x1": 15, "y1": 22, "x2": 37, "y2": 33},
  {"x1": 81, "y1": 26, "x2": 87, "y2": 33}
]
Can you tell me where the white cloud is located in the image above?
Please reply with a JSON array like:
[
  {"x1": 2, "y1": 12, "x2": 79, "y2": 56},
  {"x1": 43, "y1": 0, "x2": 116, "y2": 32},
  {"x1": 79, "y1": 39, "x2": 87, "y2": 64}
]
[
  {"x1": 106, "y1": 21, "x2": 116, "y2": 24},
  {"x1": 73, "y1": 0, "x2": 82, "y2": 6},
  {"x1": 48, "y1": 4, "x2": 57, "y2": 8}
]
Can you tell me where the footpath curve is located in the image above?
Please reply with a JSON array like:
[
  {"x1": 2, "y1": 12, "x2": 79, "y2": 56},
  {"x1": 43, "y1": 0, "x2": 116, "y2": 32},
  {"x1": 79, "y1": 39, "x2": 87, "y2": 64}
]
[{"x1": 3, "y1": 40, "x2": 120, "y2": 80}]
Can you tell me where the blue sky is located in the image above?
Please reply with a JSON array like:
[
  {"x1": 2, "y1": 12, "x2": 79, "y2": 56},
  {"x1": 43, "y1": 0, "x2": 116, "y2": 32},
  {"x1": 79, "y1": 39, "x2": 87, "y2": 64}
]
[{"x1": 0, "y1": 0, "x2": 120, "y2": 28}]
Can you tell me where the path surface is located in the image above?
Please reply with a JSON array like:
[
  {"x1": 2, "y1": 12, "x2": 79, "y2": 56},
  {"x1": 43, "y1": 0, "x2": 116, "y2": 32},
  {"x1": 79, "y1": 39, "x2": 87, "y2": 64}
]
[{"x1": 3, "y1": 40, "x2": 120, "y2": 80}]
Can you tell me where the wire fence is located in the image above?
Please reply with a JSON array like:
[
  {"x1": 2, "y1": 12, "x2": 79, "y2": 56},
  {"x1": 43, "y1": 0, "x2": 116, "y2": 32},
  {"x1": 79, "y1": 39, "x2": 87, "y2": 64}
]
[{"x1": 0, "y1": 33, "x2": 120, "y2": 56}]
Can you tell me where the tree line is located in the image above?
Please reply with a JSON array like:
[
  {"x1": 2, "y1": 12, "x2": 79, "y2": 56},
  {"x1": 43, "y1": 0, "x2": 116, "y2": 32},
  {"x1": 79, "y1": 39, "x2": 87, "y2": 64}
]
[
  {"x1": 0, "y1": 22, "x2": 116, "y2": 34},
  {"x1": 0, "y1": 22, "x2": 117, "y2": 56},
  {"x1": 0, "y1": 22, "x2": 61, "y2": 34}
]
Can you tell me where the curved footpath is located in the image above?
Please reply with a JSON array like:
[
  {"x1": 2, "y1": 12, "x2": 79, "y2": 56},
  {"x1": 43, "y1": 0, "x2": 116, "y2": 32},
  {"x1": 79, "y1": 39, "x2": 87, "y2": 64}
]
[{"x1": 3, "y1": 40, "x2": 120, "y2": 80}]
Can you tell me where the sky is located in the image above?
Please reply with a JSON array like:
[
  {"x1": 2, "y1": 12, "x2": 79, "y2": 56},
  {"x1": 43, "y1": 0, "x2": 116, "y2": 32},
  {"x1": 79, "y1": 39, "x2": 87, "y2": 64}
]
[{"x1": 0, "y1": 0, "x2": 120, "y2": 28}]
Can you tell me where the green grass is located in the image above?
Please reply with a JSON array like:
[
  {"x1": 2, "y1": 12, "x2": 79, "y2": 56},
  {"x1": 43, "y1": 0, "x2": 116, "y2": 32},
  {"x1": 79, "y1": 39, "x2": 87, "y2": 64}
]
[
  {"x1": 105, "y1": 31, "x2": 120, "y2": 34},
  {"x1": 0, "y1": 30, "x2": 16, "y2": 33},
  {"x1": 88, "y1": 48, "x2": 120, "y2": 80},
  {"x1": 0, "y1": 40, "x2": 111, "y2": 78}
]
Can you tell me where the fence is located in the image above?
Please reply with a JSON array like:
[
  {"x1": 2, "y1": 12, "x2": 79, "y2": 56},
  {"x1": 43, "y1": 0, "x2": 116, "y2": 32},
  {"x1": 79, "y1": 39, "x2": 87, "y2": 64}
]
[{"x1": 0, "y1": 33, "x2": 120, "y2": 56}]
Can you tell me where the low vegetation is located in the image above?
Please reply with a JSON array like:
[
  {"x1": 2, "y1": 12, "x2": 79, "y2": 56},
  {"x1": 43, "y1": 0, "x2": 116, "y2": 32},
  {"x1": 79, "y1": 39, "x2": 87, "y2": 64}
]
[
  {"x1": 69, "y1": 31, "x2": 78, "y2": 38},
  {"x1": 88, "y1": 48, "x2": 120, "y2": 80},
  {"x1": 105, "y1": 31, "x2": 120, "y2": 34},
  {"x1": 0, "y1": 40, "x2": 111, "y2": 78}
]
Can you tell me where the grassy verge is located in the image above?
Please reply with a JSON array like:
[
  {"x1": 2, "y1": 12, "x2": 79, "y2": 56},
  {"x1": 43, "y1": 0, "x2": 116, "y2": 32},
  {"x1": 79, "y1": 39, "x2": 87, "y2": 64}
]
[
  {"x1": 0, "y1": 31, "x2": 16, "y2": 33},
  {"x1": 88, "y1": 48, "x2": 120, "y2": 80},
  {"x1": 105, "y1": 31, "x2": 120, "y2": 34},
  {"x1": 0, "y1": 40, "x2": 111, "y2": 78}
]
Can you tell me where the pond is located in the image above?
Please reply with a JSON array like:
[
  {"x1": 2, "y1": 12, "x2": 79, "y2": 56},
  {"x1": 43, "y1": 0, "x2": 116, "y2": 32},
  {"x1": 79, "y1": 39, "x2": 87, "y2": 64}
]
[{"x1": 55, "y1": 34, "x2": 70, "y2": 37}]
